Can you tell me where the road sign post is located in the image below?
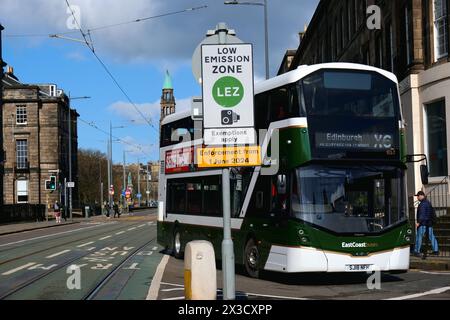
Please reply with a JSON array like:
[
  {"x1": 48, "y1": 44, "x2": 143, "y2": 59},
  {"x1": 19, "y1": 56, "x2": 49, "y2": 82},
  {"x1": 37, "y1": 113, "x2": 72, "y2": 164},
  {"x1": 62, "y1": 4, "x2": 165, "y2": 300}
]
[{"x1": 196, "y1": 22, "x2": 257, "y2": 301}]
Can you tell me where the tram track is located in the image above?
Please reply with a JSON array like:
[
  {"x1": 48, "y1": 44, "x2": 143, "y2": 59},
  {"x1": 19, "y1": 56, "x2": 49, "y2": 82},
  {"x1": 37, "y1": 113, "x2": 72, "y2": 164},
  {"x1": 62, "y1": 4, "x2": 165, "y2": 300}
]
[
  {"x1": 83, "y1": 237, "x2": 158, "y2": 300},
  {"x1": 0, "y1": 223, "x2": 157, "y2": 300},
  {"x1": 0, "y1": 221, "x2": 147, "y2": 267}
]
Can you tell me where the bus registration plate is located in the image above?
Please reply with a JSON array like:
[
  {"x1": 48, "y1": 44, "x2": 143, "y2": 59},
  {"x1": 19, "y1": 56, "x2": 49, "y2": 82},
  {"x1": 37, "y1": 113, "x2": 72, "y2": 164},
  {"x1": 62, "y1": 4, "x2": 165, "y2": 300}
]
[{"x1": 345, "y1": 264, "x2": 372, "y2": 272}]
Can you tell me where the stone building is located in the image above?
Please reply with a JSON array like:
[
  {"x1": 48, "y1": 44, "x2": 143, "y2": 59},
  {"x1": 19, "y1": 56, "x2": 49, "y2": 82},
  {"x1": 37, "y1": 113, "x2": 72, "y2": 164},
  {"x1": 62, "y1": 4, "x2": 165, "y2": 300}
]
[
  {"x1": 282, "y1": 0, "x2": 450, "y2": 207},
  {"x1": 1, "y1": 67, "x2": 79, "y2": 209},
  {"x1": 148, "y1": 161, "x2": 160, "y2": 202}
]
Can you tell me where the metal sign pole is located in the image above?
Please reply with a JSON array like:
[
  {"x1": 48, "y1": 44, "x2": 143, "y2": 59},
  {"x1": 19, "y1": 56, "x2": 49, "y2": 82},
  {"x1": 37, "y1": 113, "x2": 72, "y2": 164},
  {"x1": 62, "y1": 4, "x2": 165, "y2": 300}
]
[
  {"x1": 221, "y1": 167, "x2": 235, "y2": 300},
  {"x1": 217, "y1": 22, "x2": 236, "y2": 301}
]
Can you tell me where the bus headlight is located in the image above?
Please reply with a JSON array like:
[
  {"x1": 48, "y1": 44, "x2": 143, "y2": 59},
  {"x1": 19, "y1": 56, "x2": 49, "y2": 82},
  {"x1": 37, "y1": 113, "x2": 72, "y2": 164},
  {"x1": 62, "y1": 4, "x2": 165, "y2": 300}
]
[
  {"x1": 301, "y1": 237, "x2": 309, "y2": 244},
  {"x1": 298, "y1": 229, "x2": 305, "y2": 236},
  {"x1": 405, "y1": 236, "x2": 411, "y2": 242},
  {"x1": 406, "y1": 229, "x2": 412, "y2": 235}
]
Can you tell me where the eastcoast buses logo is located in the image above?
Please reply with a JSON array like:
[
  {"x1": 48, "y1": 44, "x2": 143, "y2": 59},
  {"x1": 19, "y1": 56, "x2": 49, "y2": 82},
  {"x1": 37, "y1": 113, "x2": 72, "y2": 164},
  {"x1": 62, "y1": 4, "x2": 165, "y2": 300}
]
[{"x1": 342, "y1": 242, "x2": 379, "y2": 248}]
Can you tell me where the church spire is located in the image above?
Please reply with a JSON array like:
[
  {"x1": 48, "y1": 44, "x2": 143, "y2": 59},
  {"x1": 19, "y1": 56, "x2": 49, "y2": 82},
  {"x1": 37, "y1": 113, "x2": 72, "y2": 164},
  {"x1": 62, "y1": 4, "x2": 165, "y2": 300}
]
[
  {"x1": 160, "y1": 70, "x2": 176, "y2": 123},
  {"x1": 163, "y1": 70, "x2": 173, "y2": 90}
]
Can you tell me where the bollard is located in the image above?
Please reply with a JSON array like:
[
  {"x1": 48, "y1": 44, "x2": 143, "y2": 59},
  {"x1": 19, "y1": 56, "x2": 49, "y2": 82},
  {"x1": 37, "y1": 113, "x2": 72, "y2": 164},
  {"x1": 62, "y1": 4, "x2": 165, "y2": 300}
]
[{"x1": 184, "y1": 241, "x2": 217, "y2": 300}]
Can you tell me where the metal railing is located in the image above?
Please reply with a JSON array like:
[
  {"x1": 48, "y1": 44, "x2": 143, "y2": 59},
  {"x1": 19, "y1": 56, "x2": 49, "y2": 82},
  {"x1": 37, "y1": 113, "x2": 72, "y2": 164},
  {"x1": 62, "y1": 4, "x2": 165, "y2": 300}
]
[
  {"x1": 409, "y1": 176, "x2": 450, "y2": 258},
  {"x1": 0, "y1": 204, "x2": 46, "y2": 223}
]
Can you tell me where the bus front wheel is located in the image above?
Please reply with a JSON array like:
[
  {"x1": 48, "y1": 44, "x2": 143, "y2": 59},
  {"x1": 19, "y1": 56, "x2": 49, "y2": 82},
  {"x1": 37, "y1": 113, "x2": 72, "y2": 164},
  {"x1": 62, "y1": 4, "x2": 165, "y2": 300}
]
[
  {"x1": 244, "y1": 239, "x2": 260, "y2": 279},
  {"x1": 173, "y1": 230, "x2": 183, "y2": 259}
]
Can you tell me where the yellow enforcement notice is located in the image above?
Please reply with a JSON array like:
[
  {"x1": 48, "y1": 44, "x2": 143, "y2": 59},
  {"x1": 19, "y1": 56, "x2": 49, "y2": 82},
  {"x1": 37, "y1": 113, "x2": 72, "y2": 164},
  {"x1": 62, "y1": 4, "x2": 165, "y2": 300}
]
[{"x1": 197, "y1": 146, "x2": 261, "y2": 168}]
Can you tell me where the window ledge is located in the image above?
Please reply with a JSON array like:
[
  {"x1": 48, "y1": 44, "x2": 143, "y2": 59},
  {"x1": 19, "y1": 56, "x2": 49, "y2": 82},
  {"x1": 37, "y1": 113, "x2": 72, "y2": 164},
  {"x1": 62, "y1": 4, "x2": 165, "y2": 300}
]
[{"x1": 427, "y1": 176, "x2": 448, "y2": 185}]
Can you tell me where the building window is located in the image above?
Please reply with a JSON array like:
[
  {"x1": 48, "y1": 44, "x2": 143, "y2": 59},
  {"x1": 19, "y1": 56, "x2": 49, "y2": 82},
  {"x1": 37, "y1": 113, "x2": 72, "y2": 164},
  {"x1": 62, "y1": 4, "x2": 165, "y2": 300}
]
[
  {"x1": 16, "y1": 105, "x2": 27, "y2": 124},
  {"x1": 425, "y1": 100, "x2": 448, "y2": 177},
  {"x1": 17, "y1": 180, "x2": 29, "y2": 203},
  {"x1": 433, "y1": 0, "x2": 449, "y2": 60},
  {"x1": 16, "y1": 139, "x2": 28, "y2": 170}
]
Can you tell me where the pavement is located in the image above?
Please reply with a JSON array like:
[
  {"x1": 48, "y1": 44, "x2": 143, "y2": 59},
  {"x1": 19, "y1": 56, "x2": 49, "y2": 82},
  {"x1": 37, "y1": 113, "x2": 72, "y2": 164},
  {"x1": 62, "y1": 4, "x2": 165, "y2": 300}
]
[
  {"x1": 410, "y1": 256, "x2": 450, "y2": 271},
  {"x1": 0, "y1": 209, "x2": 151, "y2": 236},
  {"x1": 0, "y1": 209, "x2": 163, "y2": 300}
]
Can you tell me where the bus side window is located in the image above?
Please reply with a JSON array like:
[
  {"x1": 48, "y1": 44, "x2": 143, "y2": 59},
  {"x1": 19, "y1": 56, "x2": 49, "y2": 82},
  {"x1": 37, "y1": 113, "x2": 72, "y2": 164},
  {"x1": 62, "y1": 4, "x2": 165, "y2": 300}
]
[
  {"x1": 271, "y1": 175, "x2": 289, "y2": 214},
  {"x1": 248, "y1": 175, "x2": 270, "y2": 217},
  {"x1": 256, "y1": 192, "x2": 264, "y2": 209},
  {"x1": 268, "y1": 86, "x2": 290, "y2": 122},
  {"x1": 255, "y1": 93, "x2": 269, "y2": 130},
  {"x1": 203, "y1": 176, "x2": 222, "y2": 217}
]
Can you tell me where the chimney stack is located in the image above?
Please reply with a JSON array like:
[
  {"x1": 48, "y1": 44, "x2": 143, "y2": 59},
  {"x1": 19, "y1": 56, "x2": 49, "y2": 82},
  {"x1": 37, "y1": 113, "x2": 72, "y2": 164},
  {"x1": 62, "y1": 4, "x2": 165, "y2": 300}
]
[{"x1": 299, "y1": 24, "x2": 308, "y2": 44}]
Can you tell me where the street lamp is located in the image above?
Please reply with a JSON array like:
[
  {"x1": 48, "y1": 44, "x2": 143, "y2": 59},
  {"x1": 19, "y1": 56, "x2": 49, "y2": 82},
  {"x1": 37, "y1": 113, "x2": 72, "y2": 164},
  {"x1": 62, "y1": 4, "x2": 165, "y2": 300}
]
[
  {"x1": 122, "y1": 149, "x2": 133, "y2": 208},
  {"x1": 108, "y1": 123, "x2": 126, "y2": 212},
  {"x1": 68, "y1": 95, "x2": 91, "y2": 221},
  {"x1": 224, "y1": 0, "x2": 269, "y2": 79}
]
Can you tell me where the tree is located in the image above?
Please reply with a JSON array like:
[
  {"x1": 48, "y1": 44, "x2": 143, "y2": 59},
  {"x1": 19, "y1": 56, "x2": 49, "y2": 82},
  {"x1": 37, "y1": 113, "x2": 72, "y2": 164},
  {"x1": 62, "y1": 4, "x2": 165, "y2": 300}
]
[{"x1": 77, "y1": 149, "x2": 108, "y2": 207}]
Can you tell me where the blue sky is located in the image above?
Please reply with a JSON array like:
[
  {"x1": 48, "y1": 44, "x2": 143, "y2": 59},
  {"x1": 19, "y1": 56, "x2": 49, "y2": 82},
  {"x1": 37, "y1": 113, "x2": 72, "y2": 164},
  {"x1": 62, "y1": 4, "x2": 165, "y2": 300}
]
[{"x1": 1, "y1": 0, "x2": 318, "y2": 164}]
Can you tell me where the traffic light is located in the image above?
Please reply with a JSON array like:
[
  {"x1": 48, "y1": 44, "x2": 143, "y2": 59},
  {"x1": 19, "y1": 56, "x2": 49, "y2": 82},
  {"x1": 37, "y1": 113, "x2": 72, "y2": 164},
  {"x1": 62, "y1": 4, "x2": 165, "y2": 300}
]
[{"x1": 45, "y1": 176, "x2": 57, "y2": 191}]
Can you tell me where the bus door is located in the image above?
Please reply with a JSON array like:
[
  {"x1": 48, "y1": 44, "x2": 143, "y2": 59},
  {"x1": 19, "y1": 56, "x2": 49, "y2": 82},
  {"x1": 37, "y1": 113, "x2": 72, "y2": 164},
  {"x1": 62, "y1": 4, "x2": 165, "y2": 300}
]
[{"x1": 251, "y1": 174, "x2": 292, "y2": 255}]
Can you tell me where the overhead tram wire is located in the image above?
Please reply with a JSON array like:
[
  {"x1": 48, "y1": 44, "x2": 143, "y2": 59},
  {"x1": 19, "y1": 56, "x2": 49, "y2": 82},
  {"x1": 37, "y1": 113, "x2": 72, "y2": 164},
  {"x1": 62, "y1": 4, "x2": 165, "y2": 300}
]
[
  {"x1": 64, "y1": 0, "x2": 154, "y2": 131},
  {"x1": 64, "y1": 1, "x2": 207, "y2": 133},
  {"x1": 79, "y1": 118, "x2": 151, "y2": 157},
  {"x1": 4, "y1": 6, "x2": 208, "y2": 38}
]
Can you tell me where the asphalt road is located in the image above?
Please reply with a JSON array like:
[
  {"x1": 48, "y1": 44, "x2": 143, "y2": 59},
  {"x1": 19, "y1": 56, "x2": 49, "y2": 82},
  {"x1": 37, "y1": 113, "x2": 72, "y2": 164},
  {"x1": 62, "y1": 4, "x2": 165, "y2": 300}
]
[
  {"x1": 2, "y1": 210, "x2": 450, "y2": 301},
  {"x1": 0, "y1": 209, "x2": 163, "y2": 300}
]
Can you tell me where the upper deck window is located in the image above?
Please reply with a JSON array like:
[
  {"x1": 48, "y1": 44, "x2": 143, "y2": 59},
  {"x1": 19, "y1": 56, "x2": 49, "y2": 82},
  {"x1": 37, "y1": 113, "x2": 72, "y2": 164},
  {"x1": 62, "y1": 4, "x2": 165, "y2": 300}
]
[{"x1": 302, "y1": 70, "x2": 398, "y2": 119}]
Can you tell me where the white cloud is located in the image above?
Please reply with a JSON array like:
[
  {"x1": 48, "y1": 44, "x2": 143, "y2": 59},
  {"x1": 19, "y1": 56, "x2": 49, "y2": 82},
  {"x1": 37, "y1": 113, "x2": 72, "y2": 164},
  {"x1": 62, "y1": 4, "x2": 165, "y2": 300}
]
[
  {"x1": 66, "y1": 51, "x2": 87, "y2": 61},
  {"x1": 2, "y1": 0, "x2": 319, "y2": 76},
  {"x1": 108, "y1": 97, "x2": 192, "y2": 125},
  {"x1": 120, "y1": 135, "x2": 156, "y2": 159}
]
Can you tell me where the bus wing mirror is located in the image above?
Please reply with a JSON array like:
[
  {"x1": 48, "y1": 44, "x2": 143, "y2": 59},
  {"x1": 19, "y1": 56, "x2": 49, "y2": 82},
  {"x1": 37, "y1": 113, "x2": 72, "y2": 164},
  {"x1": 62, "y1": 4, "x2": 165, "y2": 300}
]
[{"x1": 420, "y1": 165, "x2": 429, "y2": 185}]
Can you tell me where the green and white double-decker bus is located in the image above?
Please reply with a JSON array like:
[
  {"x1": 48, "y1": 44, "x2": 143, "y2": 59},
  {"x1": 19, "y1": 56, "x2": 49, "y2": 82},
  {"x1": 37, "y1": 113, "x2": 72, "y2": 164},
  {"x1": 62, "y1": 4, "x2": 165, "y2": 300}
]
[{"x1": 157, "y1": 63, "x2": 412, "y2": 278}]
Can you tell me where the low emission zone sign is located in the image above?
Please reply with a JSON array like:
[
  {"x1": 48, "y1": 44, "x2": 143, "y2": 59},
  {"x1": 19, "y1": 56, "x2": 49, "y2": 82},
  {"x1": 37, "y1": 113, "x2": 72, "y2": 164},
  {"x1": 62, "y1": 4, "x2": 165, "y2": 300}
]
[{"x1": 201, "y1": 43, "x2": 255, "y2": 145}]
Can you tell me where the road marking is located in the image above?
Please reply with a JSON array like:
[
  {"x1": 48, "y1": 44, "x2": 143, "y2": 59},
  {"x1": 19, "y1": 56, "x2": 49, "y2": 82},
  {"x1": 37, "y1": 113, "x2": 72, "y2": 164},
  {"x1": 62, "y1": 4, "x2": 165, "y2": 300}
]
[
  {"x1": 147, "y1": 254, "x2": 170, "y2": 300},
  {"x1": 2, "y1": 262, "x2": 36, "y2": 275},
  {"x1": 28, "y1": 264, "x2": 58, "y2": 271},
  {"x1": 161, "y1": 282, "x2": 184, "y2": 287},
  {"x1": 137, "y1": 224, "x2": 146, "y2": 228},
  {"x1": 244, "y1": 292, "x2": 310, "y2": 300},
  {"x1": 159, "y1": 282, "x2": 310, "y2": 301},
  {"x1": 0, "y1": 224, "x2": 110, "y2": 247},
  {"x1": 162, "y1": 288, "x2": 185, "y2": 292},
  {"x1": 46, "y1": 249, "x2": 71, "y2": 259},
  {"x1": 123, "y1": 263, "x2": 140, "y2": 270},
  {"x1": 99, "y1": 236, "x2": 112, "y2": 240},
  {"x1": 420, "y1": 271, "x2": 450, "y2": 275},
  {"x1": 86, "y1": 247, "x2": 96, "y2": 251},
  {"x1": 116, "y1": 231, "x2": 125, "y2": 235},
  {"x1": 77, "y1": 242, "x2": 95, "y2": 248},
  {"x1": 152, "y1": 246, "x2": 158, "y2": 251},
  {"x1": 386, "y1": 286, "x2": 450, "y2": 300},
  {"x1": 127, "y1": 227, "x2": 136, "y2": 231},
  {"x1": 163, "y1": 296, "x2": 185, "y2": 301}
]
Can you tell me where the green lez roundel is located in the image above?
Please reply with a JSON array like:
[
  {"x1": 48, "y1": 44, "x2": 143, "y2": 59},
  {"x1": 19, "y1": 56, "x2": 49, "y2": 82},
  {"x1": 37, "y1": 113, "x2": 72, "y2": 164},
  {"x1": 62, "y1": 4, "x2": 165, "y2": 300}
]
[{"x1": 212, "y1": 76, "x2": 244, "y2": 108}]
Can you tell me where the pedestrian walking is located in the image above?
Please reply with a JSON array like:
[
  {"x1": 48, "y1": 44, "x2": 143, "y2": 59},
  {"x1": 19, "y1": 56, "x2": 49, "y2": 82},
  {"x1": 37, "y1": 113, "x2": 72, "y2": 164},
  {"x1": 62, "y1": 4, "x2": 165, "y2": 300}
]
[
  {"x1": 61, "y1": 205, "x2": 67, "y2": 222},
  {"x1": 53, "y1": 201, "x2": 61, "y2": 224},
  {"x1": 113, "y1": 202, "x2": 120, "y2": 218},
  {"x1": 414, "y1": 191, "x2": 440, "y2": 259},
  {"x1": 106, "y1": 202, "x2": 111, "y2": 218}
]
